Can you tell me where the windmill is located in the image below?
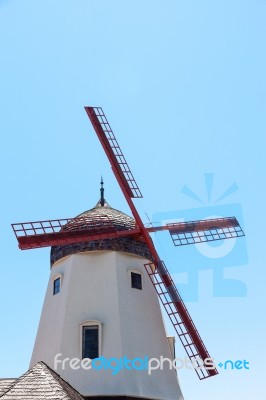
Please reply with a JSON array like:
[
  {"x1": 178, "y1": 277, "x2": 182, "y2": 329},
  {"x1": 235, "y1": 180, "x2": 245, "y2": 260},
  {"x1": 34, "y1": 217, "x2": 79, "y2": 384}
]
[{"x1": 12, "y1": 106, "x2": 245, "y2": 381}]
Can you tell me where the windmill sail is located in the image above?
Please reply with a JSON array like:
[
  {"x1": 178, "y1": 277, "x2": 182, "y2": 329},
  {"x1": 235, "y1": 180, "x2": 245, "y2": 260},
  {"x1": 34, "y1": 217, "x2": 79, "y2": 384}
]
[{"x1": 85, "y1": 106, "x2": 224, "y2": 379}]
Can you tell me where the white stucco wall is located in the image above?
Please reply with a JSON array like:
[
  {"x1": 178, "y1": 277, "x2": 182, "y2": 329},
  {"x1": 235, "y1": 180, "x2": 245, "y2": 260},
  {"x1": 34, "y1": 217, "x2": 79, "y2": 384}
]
[{"x1": 30, "y1": 250, "x2": 183, "y2": 400}]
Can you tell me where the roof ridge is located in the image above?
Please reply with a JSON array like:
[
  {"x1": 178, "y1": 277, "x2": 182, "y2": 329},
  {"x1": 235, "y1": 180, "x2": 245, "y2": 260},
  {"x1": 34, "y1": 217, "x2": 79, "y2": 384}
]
[
  {"x1": 40, "y1": 361, "x2": 85, "y2": 400},
  {"x1": 33, "y1": 362, "x2": 68, "y2": 398}
]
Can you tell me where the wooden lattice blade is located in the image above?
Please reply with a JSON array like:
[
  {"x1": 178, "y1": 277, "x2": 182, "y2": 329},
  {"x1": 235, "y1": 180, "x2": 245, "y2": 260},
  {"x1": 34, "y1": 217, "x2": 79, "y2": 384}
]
[
  {"x1": 85, "y1": 106, "x2": 142, "y2": 199},
  {"x1": 12, "y1": 217, "x2": 141, "y2": 250},
  {"x1": 84, "y1": 107, "x2": 219, "y2": 380},
  {"x1": 145, "y1": 260, "x2": 218, "y2": 379},
  {"x1": 147, "y1": 216, "x2": 245, "y2": 246}
]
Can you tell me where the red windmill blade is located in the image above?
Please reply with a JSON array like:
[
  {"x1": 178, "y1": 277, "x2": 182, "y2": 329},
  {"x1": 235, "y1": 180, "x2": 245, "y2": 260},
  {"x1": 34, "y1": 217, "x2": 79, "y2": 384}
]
[
  {"x1": 11, "y1": 106, "x2": 245, "y2": 381},
  {"x1": 84, "y1": 107, "x2": 220, "y2": 380},
  {"x1": 12, "y1": 216, "x2": 244, "y2": 251},
  {"x1": 148, "y1": 216, "x2": 245, "y2": 245},
  {"x1": 11, "y1": 216, "x2": 142, "y2": 250}
]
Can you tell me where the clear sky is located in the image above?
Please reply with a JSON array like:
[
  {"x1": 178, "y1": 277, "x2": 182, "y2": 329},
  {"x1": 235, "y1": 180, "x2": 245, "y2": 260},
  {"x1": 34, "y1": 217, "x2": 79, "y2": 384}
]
[{"x1": 0, "y1": 0, "x2": 265, "y2": 399}]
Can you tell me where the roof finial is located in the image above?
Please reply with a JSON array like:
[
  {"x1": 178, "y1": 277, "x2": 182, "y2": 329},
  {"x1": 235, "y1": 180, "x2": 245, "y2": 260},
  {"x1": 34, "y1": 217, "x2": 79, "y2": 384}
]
[{"x1": 100, "y1": 176, "x2": 105, "y2": 207}]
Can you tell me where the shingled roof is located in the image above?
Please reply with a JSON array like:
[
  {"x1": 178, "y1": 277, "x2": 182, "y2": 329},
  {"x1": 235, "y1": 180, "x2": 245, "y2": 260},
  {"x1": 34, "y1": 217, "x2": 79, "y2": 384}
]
[
  {"x1": 0, "y1": 361, "x2": 85, "y2": 400},
  {"x1": 0, "y1": 380, "x2": 16, "y2": 396},
  {"x1": 50, "y1": 199, "x2": 153, "y2": 266}
]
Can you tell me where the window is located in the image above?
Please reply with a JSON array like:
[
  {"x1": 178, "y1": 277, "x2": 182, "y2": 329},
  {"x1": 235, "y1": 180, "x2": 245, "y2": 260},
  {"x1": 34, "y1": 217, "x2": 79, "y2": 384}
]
[
  {"x1": 131, "y1": 272, "x2": 142, "y2": 290},
  {"x1": 80, "y1": 320, "x2": 102, "y2": 360},
  {"x1": 82, "y1": 326, "x2": 99, "y2": 359},
  {"x1": 53, "y1": 277, "x2": 61, "y2": 295}
]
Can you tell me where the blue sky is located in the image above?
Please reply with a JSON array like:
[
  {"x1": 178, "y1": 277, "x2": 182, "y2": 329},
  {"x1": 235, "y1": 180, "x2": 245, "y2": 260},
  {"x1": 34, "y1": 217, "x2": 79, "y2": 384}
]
[{"x1": 0, "y1": 0, "x2": 265, "y2": 398}]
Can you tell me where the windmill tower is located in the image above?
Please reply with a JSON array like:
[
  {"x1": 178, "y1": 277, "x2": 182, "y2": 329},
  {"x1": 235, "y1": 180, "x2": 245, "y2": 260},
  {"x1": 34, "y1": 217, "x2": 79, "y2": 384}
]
[
  {"x1": 29, "y1": 180, "x2": 184, "y2": 399},
  {"x1": 12, "y1": 106, "x2": 245, "y2": 399}
]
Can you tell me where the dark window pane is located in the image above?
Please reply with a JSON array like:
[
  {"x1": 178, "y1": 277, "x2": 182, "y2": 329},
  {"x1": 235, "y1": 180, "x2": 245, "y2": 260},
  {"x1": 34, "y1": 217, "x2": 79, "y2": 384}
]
[
  {"x1": 53, "y1": 278, "x2": 60, "y2": 295},
  {"x1": 82, "y1": 326, "x2": 99, "y2": 359},
  {"x1": 131, "y1": 272, "x2": 142, "y2": 290}
]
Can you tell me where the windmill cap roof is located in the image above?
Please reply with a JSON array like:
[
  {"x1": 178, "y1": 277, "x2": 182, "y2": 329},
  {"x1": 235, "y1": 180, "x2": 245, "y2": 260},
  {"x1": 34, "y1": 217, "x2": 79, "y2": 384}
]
[
  {"x1": 50, "y1": 198, "x2": 153, "y2": 266},
  {"x1": 72, "y1": 198, "x2": 136, "y2": 231}
]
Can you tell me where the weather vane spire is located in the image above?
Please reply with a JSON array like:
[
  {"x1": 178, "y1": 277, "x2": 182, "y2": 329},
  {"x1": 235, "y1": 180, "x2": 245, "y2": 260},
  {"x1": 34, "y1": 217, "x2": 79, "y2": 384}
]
[{"x1": 100, "y1": 176, "x2": 105, "y2": 206}]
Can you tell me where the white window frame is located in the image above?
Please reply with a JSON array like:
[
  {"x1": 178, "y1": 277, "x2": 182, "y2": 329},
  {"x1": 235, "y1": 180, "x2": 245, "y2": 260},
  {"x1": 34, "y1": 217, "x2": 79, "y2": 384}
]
[
  {"x1": 52, "y1": 273, "x2": 63, "y2": 295},
  {"x1": 80, "y1": 320, "x2": 102, "y2": 360},
  {"x1": 127, "y1": 268, "x2": 144, "y2": 290}
]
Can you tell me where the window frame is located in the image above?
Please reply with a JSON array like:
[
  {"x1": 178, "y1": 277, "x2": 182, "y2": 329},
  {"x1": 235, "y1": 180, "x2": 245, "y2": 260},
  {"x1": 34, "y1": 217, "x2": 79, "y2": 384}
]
[
  {"x1": 128, "y1": 268, "x2": 144, "y2": 291},
  {"x1": 80, "y1": 320, "x2": 102, "y2": 360},
  {"x1": 52, "y1": 274, "x2": 62, "y2": 295}
]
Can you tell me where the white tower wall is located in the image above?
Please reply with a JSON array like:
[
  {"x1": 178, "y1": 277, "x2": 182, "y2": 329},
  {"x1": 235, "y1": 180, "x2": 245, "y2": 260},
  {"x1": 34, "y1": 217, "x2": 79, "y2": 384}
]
[{"x1": 30, "y1": 250, "x2": 183, "y2": 400}]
